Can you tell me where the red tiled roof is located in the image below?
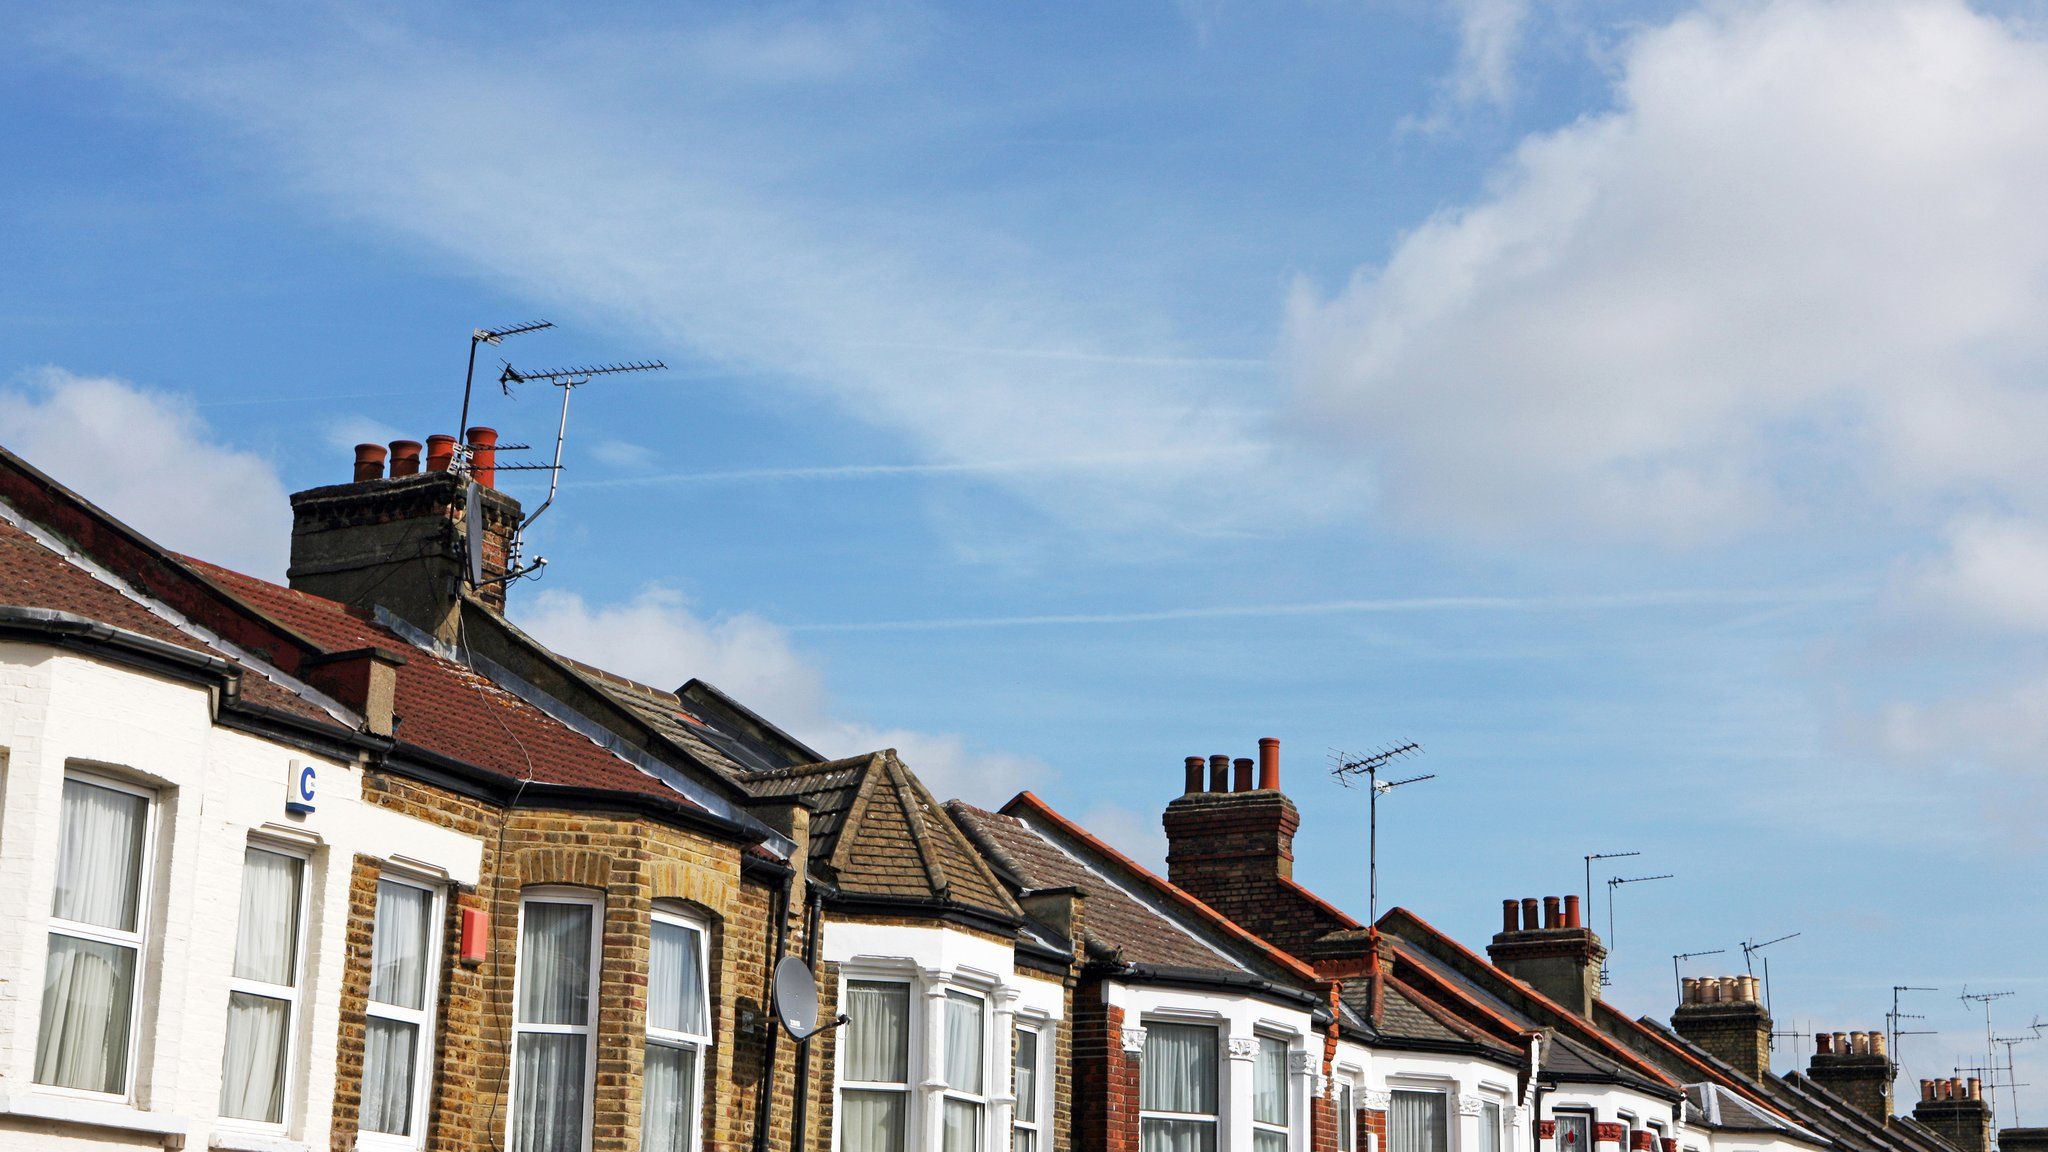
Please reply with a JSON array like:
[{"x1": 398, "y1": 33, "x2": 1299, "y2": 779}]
[
  {"x1": 184, "y1": 558, "x2": 714, "y2": 806},
  {"x1": 0, "y1": 518, "x2": 328, "y2": 722}
]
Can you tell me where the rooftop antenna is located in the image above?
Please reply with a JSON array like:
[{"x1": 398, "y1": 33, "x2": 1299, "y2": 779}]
[
  {"x1": 1960, "y1": 988, "x2": 2017, "y2": 1126},
  {"x1": 1672, "y1": 947, "x2": 1727, "y2": 1005},
  {"x1": 1990, "y1": 1033, "x2": 2037, "y2": 1126},
  {"x1": 1741, "y1": 932, "x2": 1801, "y2": 1016},
  {"x1": 495, "y1": 357, "x2": 667, "y2": 532},
  {"x1": 1584, "y1": 851, "x2": 1641, "y2": 923},
  {"x1": 1329, "y1": 743, "x2": 1427, "y2": 925},
  {"x1": 1601, "y1": 872, "x2": 1672, "y2": 985},
  {"x1": 1888, "y1": 986, "x2": 1939, "y2": 1067},
  {"x1": 457, "y1": 322, "x2": 553, "y2": 466},
  {"x1": 1772, "y1": 1022, "x2": 1815, "y2": 1064}
]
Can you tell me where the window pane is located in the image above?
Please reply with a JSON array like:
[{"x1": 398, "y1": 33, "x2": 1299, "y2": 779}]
[
  {"x1": 1013, "y1": 1132, "x2": 1038, "y2": 1152},
  {"x1": 1481, "y1": 1103, "x2": 1503, "y2": 1152},
  {"x1": 650, "y1": 919, "x2": 708, "y2": 1036},
  {"x1": 52, "y1": 778, "x2": 147, "y2": 931},
  {"x1": 1339, "y1": 1084, "x2": 1355, "y2": 1152},
  {"x1": 1141, "y1": 1118, "x2": 1217, "y2": 1152},
  {"x1": 1013, "y1": 1029, "x2": 1039, "y2": 1123},
  {"x1": 1391, "y1": 1092, "x2": 1448, "y2": 1152},
  {"x1": 840, "y1": 1089, "x2": 907, "y2": 1152},
  {"x1": 1141, "y1": 1024, "x2": 1217, "y2": 1116},
  {"x1": 843, "y1": 982, "x2": 909, "y2": 1084},
  {"x1": 362, "y1": 1017, "x2": 418, "y2": 1135},
  {"x1": 512, "y1": 1032, "x2": 588, "y2": 1152},
  {"x1": 34, "y1": 934, "x2": 136, "y2": 1093},
  {"x1": 234, "y1": 849, "x2": 303, "y2": 986},
  {"x1": 944, "y1": 992, "x2": 984, "y2": 1094},
  {"x1": 1255, "y1": 1132, "x2": 1289, "y2": 1152},
  {"x1": 643, "y1": 1043, "x2": 699, "y2": 1152},
  {"x1": 1556, "y1": 1115, "x2": 1591, "y2": 1152},
  {"x1": 370, "y1": 880, "x2": 434, "y2": 1010},
  {"x1": 518, "y1": 902, "x2": 593, "y2": 1026},
  {"x1": 221, "y1": 991, "x2": 291, "y2": 1122},
  {"x1": 1254, "y1": 1036, "x2": 1288, "y2": 1125},
  {"x1": 943, "y1": 1098, "x2": 985, "y2": 1152}
]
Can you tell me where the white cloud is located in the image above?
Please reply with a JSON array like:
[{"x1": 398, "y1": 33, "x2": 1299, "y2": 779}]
[
  {"x1": 516, "y1": 585, "x2": 1051, "y2": 805},
  {"x1": 0, "y1": 368, "x2": 289, "y2": 576},
  {"x1": 1448, "y1": 0, "x2": 1533, "y2": 111},
  {"x1": 1909, "y1": 514, "x2": 2048, "y2": 631},
  {"x1": 1290, "y1": 0, "x2": 2048, "y2": 545}
]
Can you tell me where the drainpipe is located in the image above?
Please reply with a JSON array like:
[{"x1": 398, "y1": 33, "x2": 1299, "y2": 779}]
[
  {"x1": 1528, "y1": 1032, "x2": 1550, "y2": 1152},
  {"x1": 791, "y1": 884, "x2": 825, "y2": 1151},
  {"x1": 751, "y1": 866, "x2": 794, "y2": 1152}
]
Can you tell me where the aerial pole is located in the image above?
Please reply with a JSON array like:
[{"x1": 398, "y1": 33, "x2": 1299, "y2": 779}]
[{"x1": 1329, "y1": 743, "x2": 1427, "y2": 924}]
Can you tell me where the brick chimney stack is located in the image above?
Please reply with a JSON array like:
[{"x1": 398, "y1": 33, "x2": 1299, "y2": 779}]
[
  {"x1": 1806, "y1": 1028, "x2": 1896, "y2": 1121},
  {"x1": 288, "y1": 431, "x2": 521, "y2": 644},
  {"x1": 1486, "y1": 893, "x2": 1606, "y2": 1018},
  {"x1": 2000, "y1": 1128, "x2": 2048, "y2": 1152},
  {"x1": 1914, "y1": 1078, "x2": 1992, "y2": 1152},
  {"x1": 1670, "y1": 975, "x2": 1773, "y2": 1082},
  {"x1": 1163, "y1": 737, "x2": 1300, "y2": 921}
]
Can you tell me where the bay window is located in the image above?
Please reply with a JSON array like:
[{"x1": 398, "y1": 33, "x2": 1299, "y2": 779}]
[
  {"x1": 1140, "y1": 1023, "x2": 1219, "y2": 1152},
  {"x1": 1389, "y1": 1091, "x2": 1448, "y2": 1152},
  {"x1": 1012, "y1": 1026, "x2": 1041, "y2": 1152},
  {"x1": 1252, "y1": 1036, "x2": 1290, "y2": 1152},
  {"x1": 1481, "y1": 1102, "x2": 1504, "y2": 1152},
  {"x1": 642, "y1": 908, "x2": 712, "y2": 1152},
  {"x1": 511, "y1": 892, "x2": 601, "y2": 1152},
  {"x1": 221, "y1": 844, "x2": 309, "y2": 1125},
  {"x1": 1337, "y1": 1080, "x2": 1357, "y2": 1152},
  {"x1": 361, "y1": 876, "x2": 443, "y2": 1145},
  {"x1": 940, "y1": 991, "x2": 987, "y2": 1152},
  {"x1": 36, "y1": 773, "x2": 153, "y2": 1097},
  {"x1": 839, "y1": 980, "x2": 911, "y2": 1152}
]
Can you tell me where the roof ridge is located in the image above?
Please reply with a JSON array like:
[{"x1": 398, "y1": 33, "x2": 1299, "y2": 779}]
[{"x1": 886, "y1": 755, "x2": 952, "y2": 899}]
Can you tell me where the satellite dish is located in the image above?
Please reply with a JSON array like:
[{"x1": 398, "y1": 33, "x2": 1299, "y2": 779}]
[
  {"x1": 463, "y1": 482, "x2": 485, "y2": 587},
  {"x1": 773, "y1": 955, "x2": 821, "y2": 1040}
]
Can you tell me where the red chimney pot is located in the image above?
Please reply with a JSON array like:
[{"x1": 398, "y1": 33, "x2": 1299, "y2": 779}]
[
  {"x1": 1520, "y1": 897, "x2": 1539, "y2": 931},
  {"x1": 1184, "y1": 756, "x2": 1205, "y2": 794},
  {"x1": 389, "y1": 440, "x2": 423, "y2": 477},
  {"x1": 1208, "y1": 754, "x2": 1230, "y2": 793},
  {"x1": 1543, "y1": 895, "x2": 1562, "y2": 929},
  {"x1": 466, "y1": 426, "x2": 499, "y2": 488},
  {"x1": 1258, "y1": 737, "x2": 1280, "y2": 790},
  {"x1": 352, "y1": 443, "x2": 388, "y2": 482},
  {"x1": 1232, "y1": 757, "x2": 1254, "y2": 792},
  {"x1": 425, "y1": 434, "x2": 457, "y2": 473},
  {"x1": 1502, "y1": 899, "x2": 1520, "y2": 934},
  {"x1": 1563, "y1": 893, "x2": 1582, "y2": 928}
]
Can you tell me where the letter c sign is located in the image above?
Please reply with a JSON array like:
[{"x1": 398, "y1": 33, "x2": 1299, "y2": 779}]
[{"x1": 286, "y1": 759, "x2": 317, "y2": 815}]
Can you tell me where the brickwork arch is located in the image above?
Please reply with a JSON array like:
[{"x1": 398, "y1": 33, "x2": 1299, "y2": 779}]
[{"x1": 508, "y1": 846, "x2": 613, "y2": 889}]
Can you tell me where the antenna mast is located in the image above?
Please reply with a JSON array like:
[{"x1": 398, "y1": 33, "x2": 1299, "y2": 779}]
[
  {"x1": 1888, "y1": 985, "x2": 1938, "y2": 1068},
  {"x1": 1740, "y1": 932, "x2": 1801, "y2": 1017},
  {"x1": 1673, "y1": 948, "x2": 1727, "y2": 1005},
  {"x1": 457, "y1": 322, "x2": 553, "y2": 467},
  {"x1": 495, "y1": 358, "x2": 668, "y2": 531},
  {"x1": 1600, "y1": 872, "x2": 1672, "y2": 985},
  {"x1": 1329, "y1": 743, "x2": 1427, "y2": 925},
  {"x1": 1584, "y1": 851, "x2": 1640, "y2": 920},
  {"x1": 1960, "y1": 988, "x2": 2017, "y2": 1126}
]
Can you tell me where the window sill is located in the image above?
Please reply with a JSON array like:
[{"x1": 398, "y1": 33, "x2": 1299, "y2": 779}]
[
  {"x1": 209, "y1": 1128, "x2": 309, "y2": 1152},
  {"x1": 0, "y1": 1090, "x2": 192, "y2": 1145}
]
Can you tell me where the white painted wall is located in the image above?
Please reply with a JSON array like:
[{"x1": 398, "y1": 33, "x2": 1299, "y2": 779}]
[{"x1": 0, "y1": 643, "x2": 482, "y2": 1152}]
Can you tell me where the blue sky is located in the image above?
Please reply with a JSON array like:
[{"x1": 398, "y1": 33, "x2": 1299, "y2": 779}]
[{"x1": 5, "y1": 0, "x2": 2047, "y2": 1118}]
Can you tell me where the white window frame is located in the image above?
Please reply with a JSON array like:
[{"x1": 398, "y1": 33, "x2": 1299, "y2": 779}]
[
  {"x1": 1335, "y1": 1073, "x2": 1361, "y2": 1152},
  {"x1": 509, "y1": 888, "x2": 603, "y2": 1152},
  {"x1": 1011, "y1": 1023, "x2": 1043, "y2": 1152},
  {"x1": 835, "y1": 974, "x2": 917, "y2": 1152},
  {"x1": 644, "y1": 905, "x2": 713, "y2": 1152},
  {"x1": 1138, "y1": 1019, "x2": 1223, "y2": 1152},
  {"x1": 1252, "y1": 1033, "x2": 1292, "y2": 1152},
  {"x1": 1388, "y1": 1088, "x2": 1452, "y2": 1152},
  {"x1": 218, "y1": 839, "x2": 311, "y2": 1133},
  {"x1": 940, "y1": 989, "x2": 990, "y2": 1152},
  {"x1": 358, "y1": 872, "x2": 445, "y2": 1150},
  {"x1": 37, "y1": 769, "x2": 157, "y2": 1103}
]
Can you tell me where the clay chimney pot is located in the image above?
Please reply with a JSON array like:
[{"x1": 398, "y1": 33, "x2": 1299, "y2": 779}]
[
  {"x1": 465, "y1": 426, "x2": 499, "y2": 488},
  {"x1": 1208, "y1": 754, "x2": 1230, "y2": 793},
  {"x1": 1543, "y1": 895, "x2": 1561, "y2": 929},
  {"x1": 1564, "y1": 893, "x2": 1582, "y2": 928},
  {"x1": 1232, "y1": 757, "x2": 1254, "y2": 793},
  {"x1": 425, "y1": 433, "x2": 457, "y2": 473},
  {"x1": 353, "y1": 443, "x2": 388, "y2": 482},
  {"x1": 1258, "y1": 737, "x2": 1281, "y2": 790},
  {"x1": 1502, "y1": 899, "x2": 1521, "y2": 935},
  {"x1": 1184, "y1": 756, "x2": 1205, "y2": 794},
  {"x1": 389, "y1": 440, "x2": 423, "y2": 477},
  {"x1": 1520, "y1": 897, "x2": 1539, "y2": 932}
]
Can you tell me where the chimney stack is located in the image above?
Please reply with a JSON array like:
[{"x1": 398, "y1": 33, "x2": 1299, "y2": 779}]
[
  {"x1": 1163, "y1": 737, "x2": 1303, "y2": 941},
  {"x1": 1487, "y1": 894, "x2": 1607, "y2": 1019},
  {"x1": 1806, "y1": 1023, "x2": 1896, "y2": 1121},
  {"x1": 1671, "y1": 972, "x2": 1773, "y2": 1082},
  {"x1": 2000, "y1": 1129, "x2": 2048, "y2": 1152},
  {"x1": 289, "y1": 438, "x2": 524, "y2": 642},
  {"x1": 1915, "y1": 1077, "x2": 1992, "y2": 1152}
]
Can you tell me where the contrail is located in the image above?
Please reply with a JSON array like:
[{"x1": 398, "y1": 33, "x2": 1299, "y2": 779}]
[
  {"x1": 568, "y1": 446, "x2": 1261, "y2": 488},
  {"x1": 789, "y1": 585, "x2": 1874, "y2": 633}
]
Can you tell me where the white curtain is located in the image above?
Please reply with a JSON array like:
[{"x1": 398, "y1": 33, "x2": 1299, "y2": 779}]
[
  {"x1": 642, "y1": 1042, "x2": 699, "y2": 1152},
  {"x1": 34, "y1": 935, "x2": 135, "y2": 1092},
  {"x1": 360, "y1": 1017, "x2": 417, "y2": 1135},
  {"x1": 220, "y1": 992, "x2": 290, "y2": 1121},
  {"x1": 650, "y1": 920, "x2": 707, "y2": 1036},
  {"x1": 1481, "y1": 1103, "x2": 1503, "y2": 1152},
  {"x1": 1013, "y1": 1029, "x2": 1039, "y2": 1123},
  {"x1": 1141, "y1": 1119, "x2": 1217, "y2": 1152},
  {"x1": 943, "y1": 1098, "x2": 985, "y2": 1152},
  {"x1": 519, "y1": 903, "x2": 592, "y2": 1026},
  {"x1": 370, "y1": 880, "x2": 432, "y2": 1010},
  {"x1": 944, "y1": 993, "x2": 983, "y2": 1093},
  {"x1": 1254, "y1": 1037, "x2": 1288, "y2": 1124},
  {"x1": 512, "y1": 1033, "x2": 588, "y2": 1152},
  {"x1": 1339, "y1": 1084, "x2": 1356, "y2": 1152},
  {"x1": 843, "y1": 982, "x2": 909, "y2": 1083},
  {"x1": 840, "y1": 1089, "x2": 907, "y2": 1152},
  {"x1": 1141, "y1": 1024, "x2": 1217, "y2": 1114},
  {"x1": 1391, "y1": 1092, "x2": 1449, "y2": 1152},
  {"x1": 51, "y1": 778, "x2": 147, "y2": 930},
  {"x1": 233, "y1": 849, "x2": 303, "y2": 985}
]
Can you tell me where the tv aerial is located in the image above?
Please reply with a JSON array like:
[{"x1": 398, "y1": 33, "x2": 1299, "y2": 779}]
[
  {"x1": 457, "y1": 321, "x2": 554, "y2": 465},
  {"x1": 1741, "y1": 931, "x2": 1801, "y2": 1015},
  {"x1": 770, "y1": 955, "x2": 848, "y2": 1042},
  {"x1": 1672, "y1": 947, "x2": 1726, "y2": 1004},
  {"x1": 1583, "y1": 851, "x2": 1640, "y2": 921},
  {"x1": 1888, "y1": 985, "x2": 1938, "y2": 1066},
  {"x1": 1329, "y1": 742, "x2": 1427, "y2": 924},
  {"x1": 496, "y1": 357, "x2": 667, "y2": 531},
  {"x1": 1599, "y1": 872, "x2": 1671, "y2": 985}
]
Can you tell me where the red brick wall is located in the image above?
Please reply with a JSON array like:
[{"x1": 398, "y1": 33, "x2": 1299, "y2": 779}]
[
  {"x1": 1363, "y1": 1107, "x2": 1388, "y2": 1152},
  {"x1": 1073, "y1": 981, "x2": 1141, "y2": 1152}
]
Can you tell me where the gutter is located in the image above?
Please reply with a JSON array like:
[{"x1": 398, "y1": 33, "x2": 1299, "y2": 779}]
[{"x1": 1087, "y1": 959, "x2": 1324, "y2": 1011}]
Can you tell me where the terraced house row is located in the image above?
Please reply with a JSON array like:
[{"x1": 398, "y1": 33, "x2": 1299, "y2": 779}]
[{"x1": 0, "y1": 433, "x2": 2036, "y2": 1152}]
